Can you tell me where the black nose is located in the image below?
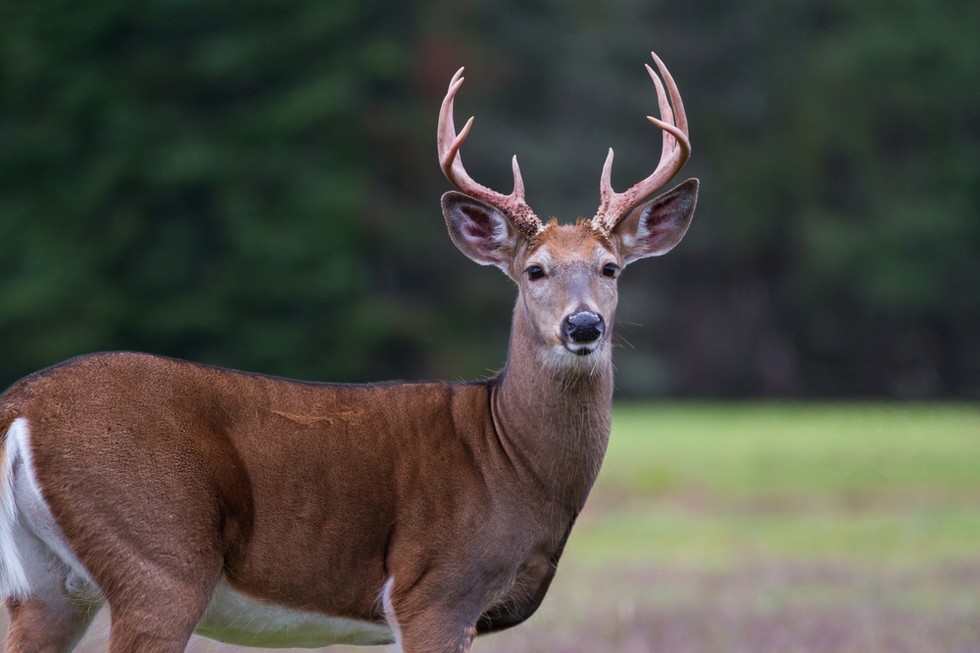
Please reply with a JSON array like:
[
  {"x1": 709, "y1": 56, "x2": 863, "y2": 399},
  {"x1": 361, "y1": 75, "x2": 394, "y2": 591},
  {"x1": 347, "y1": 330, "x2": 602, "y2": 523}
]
[{"x1": 564, "y1": 311, "x2": 605, "y2": 343}]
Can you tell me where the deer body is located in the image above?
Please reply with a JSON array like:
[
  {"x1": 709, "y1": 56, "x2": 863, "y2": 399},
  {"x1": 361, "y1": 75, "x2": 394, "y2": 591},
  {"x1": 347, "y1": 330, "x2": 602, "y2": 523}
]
[
  {"x1": 0, "y1": 53, "x2": 698, "y2": 652},
  {"x1": 2, "y1": 346, "x2": 595, "y2": 648}
]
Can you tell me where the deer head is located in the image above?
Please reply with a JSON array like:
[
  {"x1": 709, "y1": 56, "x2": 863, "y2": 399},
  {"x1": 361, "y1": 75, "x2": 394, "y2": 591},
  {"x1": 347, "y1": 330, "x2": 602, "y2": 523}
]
[{"x1": 437, "y1": 53, "x2": 699, "y2": 370}]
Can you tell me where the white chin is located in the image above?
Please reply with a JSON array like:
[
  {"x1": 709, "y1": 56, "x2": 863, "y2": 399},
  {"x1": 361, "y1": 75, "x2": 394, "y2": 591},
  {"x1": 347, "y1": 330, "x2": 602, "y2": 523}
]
[
  {"x1": 558, "y1": 340, "x2": 605, "y2": 361},
  {"x1": 565, "y1": 343, "x2": 596, "y2": 356},
  {"x1": 545, "y1": 343, "x2": 603, "y2": 368}
]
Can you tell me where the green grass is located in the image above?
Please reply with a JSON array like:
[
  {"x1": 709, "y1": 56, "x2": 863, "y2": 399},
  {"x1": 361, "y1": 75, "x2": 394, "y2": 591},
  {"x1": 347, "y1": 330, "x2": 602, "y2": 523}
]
[
  {"x1": 570, "y1": 507, "x2": 980, "y2": 567},
  {"x1": 565, "y1": 402, "x2": 980, "y2": 570},
  {"x1": 599, "y1": 402, "x2": 980, "y2": 507}
]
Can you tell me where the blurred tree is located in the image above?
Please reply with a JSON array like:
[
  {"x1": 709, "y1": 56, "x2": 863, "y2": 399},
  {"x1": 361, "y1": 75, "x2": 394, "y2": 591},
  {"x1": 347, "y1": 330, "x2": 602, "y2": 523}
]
[
  {"x1": 787, "y1": 0, "x2": 980, "y2": 396},
  {"x1": 688, "y1": 0, "x2": 980, "y2": 396},
  {"x1": 0, "y1": 1, "x2": 434, "y2": 383}
]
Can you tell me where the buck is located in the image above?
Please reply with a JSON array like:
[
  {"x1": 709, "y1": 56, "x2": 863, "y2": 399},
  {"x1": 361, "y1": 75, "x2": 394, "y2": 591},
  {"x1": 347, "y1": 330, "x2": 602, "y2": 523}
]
[{"x1": 0, "y1": 52, "x2": 698, "y2": 652}]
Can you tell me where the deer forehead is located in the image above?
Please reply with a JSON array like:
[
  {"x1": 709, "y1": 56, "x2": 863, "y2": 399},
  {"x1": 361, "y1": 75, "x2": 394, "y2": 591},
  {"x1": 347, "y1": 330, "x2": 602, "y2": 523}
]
[{"x1": 525, "y1": 222, "x2": 615, "y2": 268}]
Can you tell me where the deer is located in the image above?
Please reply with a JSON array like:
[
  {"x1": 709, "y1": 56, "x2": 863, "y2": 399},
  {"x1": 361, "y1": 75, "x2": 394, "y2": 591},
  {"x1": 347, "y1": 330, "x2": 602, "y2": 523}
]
[{"x1": 0, "y1": 52, "x2": 698, "y2": 653}]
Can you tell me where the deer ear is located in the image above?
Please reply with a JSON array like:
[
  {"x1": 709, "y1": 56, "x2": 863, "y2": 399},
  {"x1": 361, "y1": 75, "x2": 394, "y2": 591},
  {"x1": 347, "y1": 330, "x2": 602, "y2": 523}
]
[
  {"x1": 441, "y1": 191, "x2": 519, "y2": 270},
  {"x1": 614, "y1": 178, "x2": 699, "y2": 265}
]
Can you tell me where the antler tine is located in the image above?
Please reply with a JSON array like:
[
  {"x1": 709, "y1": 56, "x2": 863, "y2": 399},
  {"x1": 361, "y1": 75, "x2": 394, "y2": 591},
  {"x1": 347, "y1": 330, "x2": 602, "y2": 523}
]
[
  {"x1": 593, "y1": 52, "x2": 692, "y2": 234},
  {"x1": 645, "y1": 63, "x2": 676, "y2": 165},
  {"x1": 651, "y1": 52, "x2": 688, "y2": 135},
  {"x1": 437, "y1": 68, "x2": 542, "y2": 240}
]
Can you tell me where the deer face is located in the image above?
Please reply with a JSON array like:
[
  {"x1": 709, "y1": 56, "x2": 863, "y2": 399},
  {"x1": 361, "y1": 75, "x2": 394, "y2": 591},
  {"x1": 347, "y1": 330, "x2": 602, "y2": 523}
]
[
  {"x1": 441, "y1": 179, "x2": 697, "y2": 366},
  {"x1": 520, "y1": 224, "x2": 618, "y2": 359}
]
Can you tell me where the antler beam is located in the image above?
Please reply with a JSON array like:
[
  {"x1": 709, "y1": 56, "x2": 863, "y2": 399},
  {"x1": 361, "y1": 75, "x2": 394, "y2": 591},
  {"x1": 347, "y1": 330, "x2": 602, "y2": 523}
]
[
  {"x1": 438, "y1": 68, "x2": 543, "y2": 240},
  {"x1": 592, "y1": 52, "x2": 692, "y2": 234}
]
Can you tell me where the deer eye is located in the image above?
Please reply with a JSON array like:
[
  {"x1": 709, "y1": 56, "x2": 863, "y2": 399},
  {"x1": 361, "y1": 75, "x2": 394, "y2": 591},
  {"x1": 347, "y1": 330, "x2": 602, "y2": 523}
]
[
  {"x1": 526, "y1": 265, "x2": 546, "y2": 281},
  {"x1": 602, "y1": 263, "x2": 620, "y2": 278}
]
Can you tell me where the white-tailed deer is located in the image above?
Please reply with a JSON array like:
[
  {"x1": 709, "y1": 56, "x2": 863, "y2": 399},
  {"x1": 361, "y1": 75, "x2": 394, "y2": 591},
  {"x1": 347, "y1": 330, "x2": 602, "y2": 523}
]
[{"x1": 0, "y1": 52, "x2": 697, "y2": 652}]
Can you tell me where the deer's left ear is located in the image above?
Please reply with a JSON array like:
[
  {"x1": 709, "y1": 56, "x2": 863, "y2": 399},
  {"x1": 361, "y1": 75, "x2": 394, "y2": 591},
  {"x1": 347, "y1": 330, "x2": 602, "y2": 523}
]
[{"x1": 614, "y1": 178, "x2": 699, "y2": 265}]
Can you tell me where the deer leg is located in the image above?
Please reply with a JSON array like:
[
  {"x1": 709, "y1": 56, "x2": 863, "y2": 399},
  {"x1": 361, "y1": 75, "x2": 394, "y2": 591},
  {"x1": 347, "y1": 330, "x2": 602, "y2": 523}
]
[
  {"x1": 94, "y1": 545, "x2": 225, "y2": 653},
  {"x1": 105, "y1": 612, "x2": 200, "y2": 653},
  {"x1": 393, "y1": 612, "x2": 476, "y2": 653},
  {"x1": 4, "y1": 593, "x2": 101, "y2": 653},
  {"x1": 86, "y1": 520, "x2": 226, "y2": 652},
  {"x1": 383, "y1": 577, "x2": 484, "y2": 653},
  {"x1": 103, "y1": 572, "x2": 220, "y2": 653}
]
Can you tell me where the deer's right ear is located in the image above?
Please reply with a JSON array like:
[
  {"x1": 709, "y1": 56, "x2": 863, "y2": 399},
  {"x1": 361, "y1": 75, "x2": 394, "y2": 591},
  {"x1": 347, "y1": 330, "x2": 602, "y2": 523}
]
[{"x1": 441, "y1": 191, "x2": 519, "y2": 270}]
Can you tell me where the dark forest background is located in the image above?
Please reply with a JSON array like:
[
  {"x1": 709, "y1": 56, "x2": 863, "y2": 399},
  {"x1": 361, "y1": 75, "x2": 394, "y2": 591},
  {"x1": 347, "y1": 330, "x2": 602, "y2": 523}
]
[{"x1": 0, "y1": 0, "x2": 977, "y2": 398}]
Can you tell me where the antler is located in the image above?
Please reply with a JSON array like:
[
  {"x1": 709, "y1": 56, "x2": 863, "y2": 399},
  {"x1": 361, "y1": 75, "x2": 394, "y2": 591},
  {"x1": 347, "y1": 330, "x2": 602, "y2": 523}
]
[
  {"x1": 591, "y1": 52, "x2": 692, "y2": 235},
  {"x1": 438, "y1": 68, "x2": 543, "y2": 240}
]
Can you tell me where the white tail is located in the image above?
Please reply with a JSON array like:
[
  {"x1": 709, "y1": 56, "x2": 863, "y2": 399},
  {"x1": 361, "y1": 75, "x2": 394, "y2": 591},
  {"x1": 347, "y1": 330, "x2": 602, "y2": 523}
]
[
  {"x1": 0, "y1": 52, "x2": 698, "y2": 652},
  {"x1": 0, "y1": 419, "x2": 30, "y2": 599}
]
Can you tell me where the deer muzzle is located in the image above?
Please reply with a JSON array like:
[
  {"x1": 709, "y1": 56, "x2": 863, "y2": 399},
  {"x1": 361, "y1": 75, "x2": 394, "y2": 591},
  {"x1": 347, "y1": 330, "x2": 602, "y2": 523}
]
[{"x1": 563, "y1": 311, "x2": 605, "y2": 353}]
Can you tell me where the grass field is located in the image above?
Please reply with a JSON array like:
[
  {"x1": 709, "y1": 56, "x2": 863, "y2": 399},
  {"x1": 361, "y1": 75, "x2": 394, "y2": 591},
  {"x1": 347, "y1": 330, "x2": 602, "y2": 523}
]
[{"x1": 4, "y1": 402, "x2": 979, "y2": 652}]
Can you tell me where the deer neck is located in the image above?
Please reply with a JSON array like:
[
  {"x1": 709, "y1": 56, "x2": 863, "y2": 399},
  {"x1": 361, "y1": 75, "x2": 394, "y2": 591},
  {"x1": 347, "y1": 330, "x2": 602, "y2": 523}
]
[{"x1": 490, "y1": 301, "x2": 613, "y2": 514}]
